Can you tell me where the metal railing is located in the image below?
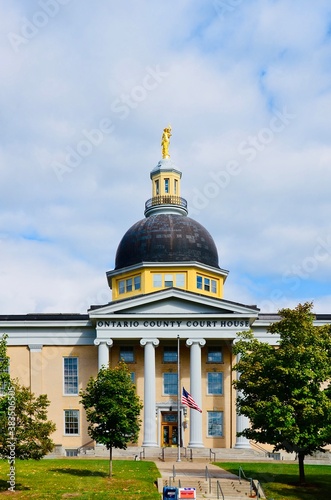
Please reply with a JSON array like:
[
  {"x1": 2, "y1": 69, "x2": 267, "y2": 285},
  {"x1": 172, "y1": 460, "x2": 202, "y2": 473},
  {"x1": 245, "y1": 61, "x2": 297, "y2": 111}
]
[
  {"x1": 205, "y1": 466, "x2": 212, "y2": 495},
  {"x1": 210, "y1": 448, "x2": 216, "y2": 461},
  {"x1": 139, "y1": 448, "x2": 145, "y2": 460},
  {"x1": 238, "y1": 466, "x2": 254, "y2": 497},
  {"x1": 216, "y1": 480, "x2": 225, "y2": 500},
  {"x1": 145, "y1": 195, "x2": 187, "y2": 210}
]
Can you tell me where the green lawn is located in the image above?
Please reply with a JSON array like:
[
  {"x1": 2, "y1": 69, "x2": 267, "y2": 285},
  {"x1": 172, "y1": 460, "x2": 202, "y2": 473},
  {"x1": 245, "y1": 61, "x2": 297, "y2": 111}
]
[
  {"x1": 215, "y1": 462, "x2": 331, "y2": 500},
  {"x1": 0, "y1": 459, "x2": 161, "y2": 499}
]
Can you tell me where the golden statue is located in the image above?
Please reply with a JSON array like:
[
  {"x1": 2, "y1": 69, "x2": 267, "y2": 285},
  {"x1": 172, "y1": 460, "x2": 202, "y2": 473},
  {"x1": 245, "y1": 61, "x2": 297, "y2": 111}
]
[{"x1": 161, "y1": 125, "x2": 172, "y2": 159}]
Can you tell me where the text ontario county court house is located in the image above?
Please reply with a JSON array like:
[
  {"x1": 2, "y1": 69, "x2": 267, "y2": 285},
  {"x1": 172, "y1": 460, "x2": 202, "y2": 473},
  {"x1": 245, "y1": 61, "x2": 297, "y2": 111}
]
[{"x1": 1, "y1": 129, "x2": 330, "y2": 457}]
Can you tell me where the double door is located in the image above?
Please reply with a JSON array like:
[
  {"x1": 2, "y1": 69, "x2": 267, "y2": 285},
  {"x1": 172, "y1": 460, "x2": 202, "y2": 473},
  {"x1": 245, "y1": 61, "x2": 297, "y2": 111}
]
[{"x1": 162, "y1": 423, "x2": 178, "y2": 447}]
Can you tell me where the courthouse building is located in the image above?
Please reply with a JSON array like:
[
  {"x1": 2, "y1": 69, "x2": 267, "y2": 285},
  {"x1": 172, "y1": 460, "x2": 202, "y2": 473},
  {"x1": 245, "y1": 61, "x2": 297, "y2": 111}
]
[{"x1": 1, "y1": 138, "x2": 330, "y2": 456}]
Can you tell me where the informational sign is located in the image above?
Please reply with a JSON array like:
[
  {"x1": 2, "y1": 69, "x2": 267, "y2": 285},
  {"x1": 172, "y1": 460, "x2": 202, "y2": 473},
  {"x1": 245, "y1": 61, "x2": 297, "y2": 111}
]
[{"x1": 178, "y1": 487, "x2": 196, "y2": 499}]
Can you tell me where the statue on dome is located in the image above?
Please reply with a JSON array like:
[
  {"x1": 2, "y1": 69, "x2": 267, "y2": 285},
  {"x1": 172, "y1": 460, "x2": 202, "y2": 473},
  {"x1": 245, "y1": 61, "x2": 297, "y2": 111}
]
[{"x1": 161, "y1": 125, "x2": 172, "y2": 159}]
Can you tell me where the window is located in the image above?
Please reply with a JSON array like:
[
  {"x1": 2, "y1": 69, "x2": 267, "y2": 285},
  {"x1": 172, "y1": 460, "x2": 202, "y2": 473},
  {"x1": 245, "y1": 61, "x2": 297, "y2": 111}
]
[
  {"x1": 64, "y1": 410, "x2": 79, "y2": 435},
  {"x1": 207, "y1": 347, "x2": 223, "y2": 363},
  {"x1": 120, "y1": 346, "x2": 134, "y2": 363},
  {"x1": 174, "y1": 179, "x2": 178, "y2": 194},
  {"x1": 155, "y1": 179, "x2": 159, "y2": 195},
  {"x1": 153, "y1": 274, "x2": 162, "y2": 287},
  {"x1": 134, "y1": 276, "x2": 141, "y2": 290},
  {"x1": 164, "y1": 178, "x2": 169, "y2": 193},
  {"x1": 130, "y1": 372, "x2": 135, "y2": 384},
  {"x1": 63, "y1": 357, "x2": 78, "y2": 395},
  {"x1": 208, "y1": 411, "x2": 223, "y2": 437},
  {"x1": 163, "y1": 347, "x2": 177, "y2": 363},
  {"x1": 126, "y1": 278, "x2": 132, "y2": 292},
  {"x1": 163, "y1": 373, "x2": 177, "y2": 395},
  {"x1": 207, "y1": 372, "x2": 223, "y2": 395},
  {"x1": 164, "y1": 274, "x2": 173, "y2": 287},
  {"x1": 119, "y1": 280, "x2": 125, "y2": 294},
  {"x1": 197, "y1": 275, "x2": 217, "y2": 293},
  {"x1": 175, "y1": 274, "x2": 185, "y2": 288},
  {"x1": 119, "y1": 276, "x2": 140, "y2": 294}
]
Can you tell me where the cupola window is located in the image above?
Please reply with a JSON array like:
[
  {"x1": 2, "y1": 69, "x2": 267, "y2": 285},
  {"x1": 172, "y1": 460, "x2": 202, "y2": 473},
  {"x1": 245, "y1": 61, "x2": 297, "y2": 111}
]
[
  {"x1": 175, "y1": 274, "x2": 185, "y2": 287},
  {"x1": 164, "y1": 274, "x2": 173, "y2": 287},
  {"x1": 197, "y1": 275, "x2": 217, "y2": 294},
  {"x1": 155, "y1": 179, "x2": 159, "y2": 195},
  {"x1": 164, "y1": 178, "x2": 169, "y2": 193},
  {"x1": 118, "y1": 275, "x2": 141, "y2": 294},
  {"x1": 153, "y1": 274, "x2": 162, "y2": 287},
  {"x1": 134, "y1": 276, "x2": 141, "y2": 290}
]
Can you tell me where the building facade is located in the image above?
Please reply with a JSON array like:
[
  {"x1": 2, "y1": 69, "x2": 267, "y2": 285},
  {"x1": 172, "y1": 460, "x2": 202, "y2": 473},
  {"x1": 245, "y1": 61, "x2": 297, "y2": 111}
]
[{"x1": 1, "y1": 147, "x2": 330, "y2": 456}]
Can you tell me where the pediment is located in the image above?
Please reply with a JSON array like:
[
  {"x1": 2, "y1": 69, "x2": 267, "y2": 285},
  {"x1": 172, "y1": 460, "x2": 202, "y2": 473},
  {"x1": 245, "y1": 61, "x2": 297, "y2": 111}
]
[{"x1": 89, "y1": 288, "x2": 259, "y2": 318}]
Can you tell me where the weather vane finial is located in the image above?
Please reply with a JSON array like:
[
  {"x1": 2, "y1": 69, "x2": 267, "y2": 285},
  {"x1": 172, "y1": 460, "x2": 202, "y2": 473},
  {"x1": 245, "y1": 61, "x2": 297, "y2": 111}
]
[{"x1": 161, "y1": 125, "x2": 172, "y2": 159}]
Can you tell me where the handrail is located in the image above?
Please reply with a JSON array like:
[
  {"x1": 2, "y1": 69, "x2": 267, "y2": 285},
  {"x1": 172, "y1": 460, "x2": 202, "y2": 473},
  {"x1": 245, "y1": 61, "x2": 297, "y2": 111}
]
[
  {"x1": 139, "y1": 448, "x2": 145, "y2": 460},
  {"x1": 173, "y1": 464, "x2": 176, "y2": 481},
  {"x1": 161, "y1": 447, "x2": 165, "y2": 462},
  {"x1": 76, "y1": 439, "x2": 94, "y2": 454},
  {"x1": 210, "y1": 448, "x2": 216, "y2": 461},
  {"x1": 250, "y1": 441, "x2": 270, "y2": 456},
  {"x1": 216, "y1": 480, "x2": 225, "y2": 500},
  {"x1": 238, "y1": 466, "x2": 254, "y2": 497},
  {"x1": 205, "y1": 466, "x2": 212, "y2": 494},
  {"x1": 189, "y1": 448, "x2": 193, "y2": 461},
  {"x1": 254, "y1": 480, "x2": 265, "y2": 499}
]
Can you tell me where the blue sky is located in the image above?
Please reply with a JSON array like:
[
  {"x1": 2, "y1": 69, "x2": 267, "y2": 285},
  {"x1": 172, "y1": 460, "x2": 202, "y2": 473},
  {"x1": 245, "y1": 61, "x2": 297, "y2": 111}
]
[{"x1": 1, "y1": 0, "x2": 331, "y2": 314}]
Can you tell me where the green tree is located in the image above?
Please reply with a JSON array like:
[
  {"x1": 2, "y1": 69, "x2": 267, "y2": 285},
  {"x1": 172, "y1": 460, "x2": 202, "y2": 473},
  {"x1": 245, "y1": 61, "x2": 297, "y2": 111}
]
[
  {"x1": 80, "y1": 361, "x2": 143, "y2": 477},
  {"x1": 0, "y1": 335, "x2": 56, "y2": 460},
  {"x1": 233, "y1": 302, "x2": 331, "y2": 484}
]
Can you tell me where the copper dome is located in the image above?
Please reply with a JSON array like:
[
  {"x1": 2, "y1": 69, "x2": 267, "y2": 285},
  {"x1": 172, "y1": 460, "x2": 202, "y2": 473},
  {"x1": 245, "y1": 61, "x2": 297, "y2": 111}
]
[{"x1": 115, "y1": 214, "x2": 219, "y2": 270}]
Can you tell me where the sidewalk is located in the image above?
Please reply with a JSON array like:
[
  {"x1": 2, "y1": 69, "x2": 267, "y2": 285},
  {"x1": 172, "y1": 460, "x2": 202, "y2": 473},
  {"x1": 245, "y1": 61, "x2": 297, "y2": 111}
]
[{"x1": 156, "y1": 458, "x2": 239, "y2": 480}]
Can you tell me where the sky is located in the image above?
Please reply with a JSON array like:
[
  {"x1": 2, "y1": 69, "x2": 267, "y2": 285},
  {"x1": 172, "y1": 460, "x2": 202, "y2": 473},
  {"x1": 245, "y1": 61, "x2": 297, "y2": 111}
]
[{"x1": 1, "y1": 0, "x2": 331, "y2": 315}]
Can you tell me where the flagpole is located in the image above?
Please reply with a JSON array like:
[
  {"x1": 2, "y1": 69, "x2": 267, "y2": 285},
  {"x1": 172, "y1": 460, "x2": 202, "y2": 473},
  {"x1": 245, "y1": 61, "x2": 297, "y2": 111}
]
[{"x1": 177, "y1": 334, "x2": 181, "y2": 462}]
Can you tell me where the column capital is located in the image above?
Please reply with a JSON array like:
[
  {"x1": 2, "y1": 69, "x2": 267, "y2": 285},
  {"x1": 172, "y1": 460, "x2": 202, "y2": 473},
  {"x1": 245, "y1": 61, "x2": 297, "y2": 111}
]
[
  {"x1": 186, "y1": 338, "x2": 206, "y2": 348},
  {"x1": 28, "y1": 344, "x2": 43, "y2": 352},
  {"x1": 140, "y1": 338, "x2": 160, "y2": 347},
  {"x1": 94, "y1": 339, "x2": 113, "y2": 347}
]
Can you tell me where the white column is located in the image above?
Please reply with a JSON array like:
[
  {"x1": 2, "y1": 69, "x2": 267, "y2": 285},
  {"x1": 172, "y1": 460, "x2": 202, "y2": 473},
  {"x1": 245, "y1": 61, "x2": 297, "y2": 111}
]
[
  {"x1": 186, "y1": 338, "x2": 206, "y2": 448},
  {"x1": 140, "y1": 338, "x2": 159, "y2": 447},
  {"x1": 94, "y1": 339, "x2": 113, "y2": 370},
  {"x1": 234, "y1": 352, "x2": 251, "y2": 449}
]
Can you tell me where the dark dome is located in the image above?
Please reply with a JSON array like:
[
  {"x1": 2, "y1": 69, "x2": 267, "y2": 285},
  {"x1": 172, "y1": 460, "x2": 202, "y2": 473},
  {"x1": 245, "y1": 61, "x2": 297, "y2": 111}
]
[{"x1": 115, "y1": 214, "x2": 219, "y2": 270}]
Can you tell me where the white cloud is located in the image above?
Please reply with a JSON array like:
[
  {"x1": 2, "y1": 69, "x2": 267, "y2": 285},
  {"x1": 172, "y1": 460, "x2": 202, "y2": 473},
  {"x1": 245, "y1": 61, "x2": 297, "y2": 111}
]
[{"x1": 1, "y1": 0, "x2": 331, "y2": 313}]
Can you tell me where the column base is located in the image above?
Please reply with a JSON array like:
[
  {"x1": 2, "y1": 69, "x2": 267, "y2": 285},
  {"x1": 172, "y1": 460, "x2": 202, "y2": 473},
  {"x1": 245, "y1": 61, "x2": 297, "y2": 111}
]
[
  {"x1": 234, "y1": 443, "x2": 251, "y2": 449},
  {"x1": 188, "y1": 442, "x2": 204, "y2": 448},
  {"x1": 142, "y1": 442, "x2": 158, "y2": 447}
]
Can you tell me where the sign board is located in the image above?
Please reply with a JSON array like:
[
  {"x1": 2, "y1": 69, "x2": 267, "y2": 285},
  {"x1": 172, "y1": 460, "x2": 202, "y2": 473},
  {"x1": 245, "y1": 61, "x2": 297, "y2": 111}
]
[{"x1": 178, "y1": 487, "x2": 196, "y2": 499}]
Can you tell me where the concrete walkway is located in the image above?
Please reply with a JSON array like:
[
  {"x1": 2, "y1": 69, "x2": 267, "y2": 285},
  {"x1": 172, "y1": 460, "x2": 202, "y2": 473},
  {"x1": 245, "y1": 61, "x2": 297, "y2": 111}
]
[{"x1": 155, "y1": 459, "x2": 254, "y2": 499}]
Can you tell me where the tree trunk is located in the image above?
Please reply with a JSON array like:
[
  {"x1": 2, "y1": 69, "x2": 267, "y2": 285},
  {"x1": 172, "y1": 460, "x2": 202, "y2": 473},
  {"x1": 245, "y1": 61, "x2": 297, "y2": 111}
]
[
  {"x1": 298, "y1": 451, "x2": 305, "y2": 484},
  {"x1": 109, "y1": 446, "x2": 113, "y2": 478}
]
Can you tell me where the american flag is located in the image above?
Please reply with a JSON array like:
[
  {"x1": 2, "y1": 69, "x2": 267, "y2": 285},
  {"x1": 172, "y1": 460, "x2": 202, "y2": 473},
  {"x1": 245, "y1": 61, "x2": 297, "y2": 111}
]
[{"x1": 182, "y1": 387, "x2": 202, "y2": 413}]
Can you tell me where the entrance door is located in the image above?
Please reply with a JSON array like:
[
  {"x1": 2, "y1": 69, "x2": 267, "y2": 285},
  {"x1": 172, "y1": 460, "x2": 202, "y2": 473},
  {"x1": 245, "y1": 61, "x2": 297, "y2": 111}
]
[
  {"x1": 162, "y1": 424, "x2": 178, "y2": 447},
  {"x1": 161, "y1": 412, "x2": 178, "y2": 447}
]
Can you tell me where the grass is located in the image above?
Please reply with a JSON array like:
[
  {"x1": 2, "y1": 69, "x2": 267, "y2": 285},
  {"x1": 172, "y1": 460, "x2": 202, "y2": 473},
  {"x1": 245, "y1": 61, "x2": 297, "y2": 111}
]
[
  {"x1": 0, "y1": 458, "x2": 161, "y2": 499},
  {"x1": 215, "y1": 461, "x2": 331, "y2": 500}
]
